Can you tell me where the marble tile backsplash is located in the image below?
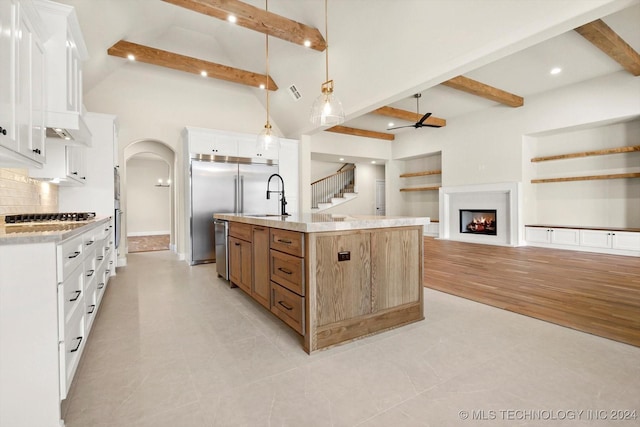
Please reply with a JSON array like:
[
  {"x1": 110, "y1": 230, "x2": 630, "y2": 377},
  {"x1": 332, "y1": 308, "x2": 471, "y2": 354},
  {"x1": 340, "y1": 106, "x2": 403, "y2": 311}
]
[{"x1": 0, "y1": 168, "x2": 58, "y2": 215}]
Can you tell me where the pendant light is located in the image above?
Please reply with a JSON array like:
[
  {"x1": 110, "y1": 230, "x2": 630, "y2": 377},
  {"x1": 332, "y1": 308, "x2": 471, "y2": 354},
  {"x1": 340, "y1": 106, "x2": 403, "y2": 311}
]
[
  {"x1": 310, "y1": 0, "x2": 344, "y2": 126},
  {"x1": 257, "y1": 0, "x2": 279, "y2": 152}
]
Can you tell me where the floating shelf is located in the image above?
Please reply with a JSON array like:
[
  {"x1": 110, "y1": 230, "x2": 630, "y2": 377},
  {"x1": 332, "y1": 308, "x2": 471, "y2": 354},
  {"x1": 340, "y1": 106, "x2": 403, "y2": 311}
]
[
  {"x1": 531, "y1": 145, "x2": 640, "y2": 162},
  {"x1": 399, "y1": 169, "x2": 442, "y2": 178},
  {"x1": 531, "y1": 172, "x2": 640, "y2": 184},
  {"x1": 399, "y1": 186, "x2": 441, "y2": 192}
]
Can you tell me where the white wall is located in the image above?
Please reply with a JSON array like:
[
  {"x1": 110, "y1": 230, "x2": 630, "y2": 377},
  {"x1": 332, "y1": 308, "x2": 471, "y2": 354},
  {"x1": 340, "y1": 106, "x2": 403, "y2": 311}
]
[{"x1": 125, "y1": 156, "x2": 171, "y2": 235}]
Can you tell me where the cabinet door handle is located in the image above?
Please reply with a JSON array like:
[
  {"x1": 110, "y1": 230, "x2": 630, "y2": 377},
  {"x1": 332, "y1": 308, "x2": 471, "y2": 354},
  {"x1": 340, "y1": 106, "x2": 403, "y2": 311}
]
[
  {"x1": 87, "y1": 304, "x2": 96, "y2": 314},
  {"x1": 0, "y1": 127, "x2": 7, "y2": 135},
  {"x1": 254, "y1": 227, "x2": 265, "y2": 231},
  {"x1": 277, "y1": 239, "x2": 292, "y2": 244},
  {"x1": 70, "y1": 336, "x2": 83, "y2": 353},
  {"x1": 97, "y1": 256, "x2": 104, "y2": 261},
  {"x1": 72, "y1": 171, "x2": 78, "y2": 175},
  {"x1": 235, "y1": 242, "x2": 241, "y2": 246},
  {"x1": 86, "y1": 240, "x2": 95, "y2": 246},
  {"x1": 277, "y1": 267, "x2": 293, "y2": 275},
  {"x1": 277, "y1": 300, "x2": 293, "y2": 311},
  {"x1": 86, "y1": 269, "x2": 95, "y2": 277},
  {"x1": 68, "y1": 251, "x2": 81, "y2": 259},
  {"x1": 69, "y1": 290, "x2": 82, "y2": 302},
  {"x1": 98, "y1": 282, "x2": 105, "y2": 289}
]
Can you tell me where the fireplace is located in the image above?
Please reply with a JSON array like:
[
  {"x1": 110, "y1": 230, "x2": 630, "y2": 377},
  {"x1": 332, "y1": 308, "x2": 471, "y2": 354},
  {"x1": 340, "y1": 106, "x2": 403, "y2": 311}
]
[{"x1": 460, "y1": 209, "x2": 497, "y2": 235}]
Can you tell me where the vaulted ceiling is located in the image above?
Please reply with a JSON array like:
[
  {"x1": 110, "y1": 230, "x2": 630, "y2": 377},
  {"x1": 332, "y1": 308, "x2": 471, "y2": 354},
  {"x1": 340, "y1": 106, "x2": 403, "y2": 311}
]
[{"x1": 58, "y1": 0, "x2": 640, "y2": 140}]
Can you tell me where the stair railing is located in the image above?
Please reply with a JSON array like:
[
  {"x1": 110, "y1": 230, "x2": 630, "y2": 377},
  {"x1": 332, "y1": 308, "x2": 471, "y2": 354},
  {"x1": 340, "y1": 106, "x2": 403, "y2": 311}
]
[{"x1": 311, "y1": 164, "x2": 355, "y2": 209}]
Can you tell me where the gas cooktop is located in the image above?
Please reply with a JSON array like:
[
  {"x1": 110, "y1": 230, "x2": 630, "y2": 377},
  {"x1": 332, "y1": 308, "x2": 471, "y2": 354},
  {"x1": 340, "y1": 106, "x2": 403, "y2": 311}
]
[{"x1": 3, "y1": 212, "x2": 96, "y2": 225}]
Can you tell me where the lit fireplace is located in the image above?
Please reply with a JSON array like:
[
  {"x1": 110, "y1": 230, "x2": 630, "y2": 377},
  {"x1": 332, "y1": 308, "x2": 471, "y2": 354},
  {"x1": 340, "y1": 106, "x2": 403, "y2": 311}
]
[{"x1": 459, "y1": 209, "x2": 497, "y2": 235}]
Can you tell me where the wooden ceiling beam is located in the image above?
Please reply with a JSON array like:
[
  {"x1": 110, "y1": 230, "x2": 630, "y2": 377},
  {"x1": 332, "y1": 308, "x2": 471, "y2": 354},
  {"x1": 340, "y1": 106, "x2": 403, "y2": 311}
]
[
  {"x1": 575, "y1": 19, "x2": 640, "y2": 76},
  {"x1": 107, "y1": 40, "x2": 277, "y2": 90},
  {"x1": 326, "y1": 126, "x2": 395, "y2": 141},
  {"x1": 162, "y1": 0, "x2": 327, "y2": 51},
  {"x1": 371, "y1": 106, "x2": 446, "y2": 127},
  {"x1": 441, "y1": 75, "x2": 524, "y2": 107}
]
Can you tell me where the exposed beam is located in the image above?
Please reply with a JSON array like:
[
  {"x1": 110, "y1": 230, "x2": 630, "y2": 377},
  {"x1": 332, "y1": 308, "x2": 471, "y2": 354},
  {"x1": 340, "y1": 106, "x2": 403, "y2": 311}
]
[
  {"x1": 441, "y1": 76, "x2": 524, "y2": 107},
  {"x1": 107, "y1": 40, "x2": 277, "y2": 90},
  {"x1": 371, "y1": 106, "x2": 446, "y2": 128},
  {"x1": 326, "y1": 126, "x2": 395, "y2": 141},
  {"x1": 162, "y1": 0, "x2": 326, "y2": 51},
  {"x1": 575, "y1": 19, "x2": 640, "y2": 76}
]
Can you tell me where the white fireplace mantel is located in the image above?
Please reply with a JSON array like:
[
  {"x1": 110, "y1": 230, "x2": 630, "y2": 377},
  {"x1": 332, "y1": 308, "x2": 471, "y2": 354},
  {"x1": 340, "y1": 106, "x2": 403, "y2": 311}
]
[{"x1": 439, "y1": 182, "x2": 523, "y2": 246}]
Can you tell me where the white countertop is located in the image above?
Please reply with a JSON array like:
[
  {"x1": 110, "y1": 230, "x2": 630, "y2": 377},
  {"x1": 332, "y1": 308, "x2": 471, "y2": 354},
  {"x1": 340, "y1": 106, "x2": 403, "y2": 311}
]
[
  {"x1": 214, "y1": 213, "x2": 430, "y2": 233},
  {"x1": 0, "y1": 217, "x2": 111, "y2": 245}
]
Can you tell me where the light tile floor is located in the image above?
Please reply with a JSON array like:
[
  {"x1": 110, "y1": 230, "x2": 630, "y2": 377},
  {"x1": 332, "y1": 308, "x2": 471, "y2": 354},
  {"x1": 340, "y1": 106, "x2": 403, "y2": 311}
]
[{"x1": 63, "y1": 251, "x2": 640, "y2": 427}]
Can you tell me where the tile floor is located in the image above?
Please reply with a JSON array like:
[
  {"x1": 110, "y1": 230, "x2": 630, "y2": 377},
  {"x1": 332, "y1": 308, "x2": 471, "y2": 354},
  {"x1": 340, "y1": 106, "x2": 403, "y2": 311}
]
[{"x1": 63, "y1": 251, "x2": 640, "y2": 427}]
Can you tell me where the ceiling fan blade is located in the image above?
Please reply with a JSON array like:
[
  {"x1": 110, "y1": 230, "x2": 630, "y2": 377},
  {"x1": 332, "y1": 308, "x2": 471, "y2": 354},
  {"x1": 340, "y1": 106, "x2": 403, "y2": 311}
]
[
  {"x1": 417, "y1": 112, "x2": 432, "y2": 125},
  {"x1": 423, "y1": 124, "x2": 442, "y2": 128},
  {"x1": 387, "y1": 125, "x2": 415, "y2": 130}
]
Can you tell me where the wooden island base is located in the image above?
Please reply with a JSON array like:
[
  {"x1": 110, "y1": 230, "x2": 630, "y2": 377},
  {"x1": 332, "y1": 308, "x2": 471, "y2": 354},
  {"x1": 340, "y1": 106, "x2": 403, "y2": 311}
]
[{"x1": 218, "y1": 214, "x2": 426, "y2": 353}]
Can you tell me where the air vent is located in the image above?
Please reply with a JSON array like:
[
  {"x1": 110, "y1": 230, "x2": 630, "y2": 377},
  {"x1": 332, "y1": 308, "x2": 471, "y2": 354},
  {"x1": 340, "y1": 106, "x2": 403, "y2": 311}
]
[{"x1": 288, "y1": 84, "x2": 302, "y2": 101}]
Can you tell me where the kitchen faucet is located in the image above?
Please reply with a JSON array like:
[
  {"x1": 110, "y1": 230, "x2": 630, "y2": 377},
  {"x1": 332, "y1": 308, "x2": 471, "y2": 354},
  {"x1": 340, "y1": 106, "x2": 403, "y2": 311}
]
[{"x1": 266, "y1": 173, "x2": 288, "y2": 216}]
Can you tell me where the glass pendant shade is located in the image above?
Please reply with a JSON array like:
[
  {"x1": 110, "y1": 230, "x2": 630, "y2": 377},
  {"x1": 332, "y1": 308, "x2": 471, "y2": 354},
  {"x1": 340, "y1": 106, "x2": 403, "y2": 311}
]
[
  {"x1": 257, "y1": 122, "x2": 279, "y2": 152},
  {"x1": 310, "y1": 80, "x2": 344, "y2": 126}
]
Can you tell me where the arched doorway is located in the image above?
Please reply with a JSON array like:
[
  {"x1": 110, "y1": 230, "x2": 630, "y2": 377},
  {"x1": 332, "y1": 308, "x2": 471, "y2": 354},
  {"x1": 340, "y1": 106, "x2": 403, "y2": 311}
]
[{"x1": 122, "y1": 140, "x2": 176, "y2": 258}]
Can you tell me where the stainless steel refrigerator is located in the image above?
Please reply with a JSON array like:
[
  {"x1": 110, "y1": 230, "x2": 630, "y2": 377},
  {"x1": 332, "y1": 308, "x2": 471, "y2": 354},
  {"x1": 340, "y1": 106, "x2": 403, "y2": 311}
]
[{"x1": 189, "y1": 156, "x2": 280, "y2": 265}]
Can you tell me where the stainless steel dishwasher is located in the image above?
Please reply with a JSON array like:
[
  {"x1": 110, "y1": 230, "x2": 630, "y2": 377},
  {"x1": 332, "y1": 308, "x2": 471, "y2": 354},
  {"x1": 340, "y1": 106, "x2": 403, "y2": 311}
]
[{"x1": 214, "y1": 219, "x2": 229, "y2": 280}]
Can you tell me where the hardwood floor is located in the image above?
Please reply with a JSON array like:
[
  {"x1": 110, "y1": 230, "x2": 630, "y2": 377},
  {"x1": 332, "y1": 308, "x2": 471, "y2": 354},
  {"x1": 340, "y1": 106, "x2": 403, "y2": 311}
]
[{"x1": 423, "y1": 237, "x2": 640, "y2": 347}]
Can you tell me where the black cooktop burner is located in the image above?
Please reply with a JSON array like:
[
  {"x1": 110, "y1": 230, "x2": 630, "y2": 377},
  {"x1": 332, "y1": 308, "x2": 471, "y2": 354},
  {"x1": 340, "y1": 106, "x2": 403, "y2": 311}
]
[{"x1": 4, "y1": 212, "x2": 96, "y2": 224}]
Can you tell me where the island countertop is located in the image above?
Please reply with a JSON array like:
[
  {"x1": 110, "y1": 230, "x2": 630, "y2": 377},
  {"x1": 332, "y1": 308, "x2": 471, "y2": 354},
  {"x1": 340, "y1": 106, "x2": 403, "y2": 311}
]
[{"x1": 214, "y1": 213, "x2": 430, "y2": 233}]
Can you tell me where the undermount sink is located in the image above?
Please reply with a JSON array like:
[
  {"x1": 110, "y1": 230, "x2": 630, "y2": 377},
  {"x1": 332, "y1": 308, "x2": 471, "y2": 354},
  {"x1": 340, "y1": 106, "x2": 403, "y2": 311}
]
[{"x1": 247, "y1": 214, "x2": 290, "y2": 218}]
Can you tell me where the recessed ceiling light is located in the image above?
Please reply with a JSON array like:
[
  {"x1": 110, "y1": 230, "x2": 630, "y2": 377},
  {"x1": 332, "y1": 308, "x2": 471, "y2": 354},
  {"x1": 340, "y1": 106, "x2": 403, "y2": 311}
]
[
  {"x1": 388, "y1": 122, "x2": 394, "y2": 127},
  {"x1": 371, "y1": 161, "x2": 376, "y2": 164},
  {"x1": 339, "y1": 158, "x2": 344, "y2": 161},
  {"x1": 227, "y1": 15, "x2": 237, "y2": 24},
  {"x1": 200, "y1": 71, "x2": 207, "y2": 77},
  {"x1": 550, "y1": 67, "x2": 562, "y2": 75},
  {"x1": 259, "y1": 84, "x2": 265, "y2": 90},
  {"x1": 303, "y1": 40, "x2": 311, "y2": 48},
  {"x1": 127, "y1": 54, "x2": 135, "y2": 61}
]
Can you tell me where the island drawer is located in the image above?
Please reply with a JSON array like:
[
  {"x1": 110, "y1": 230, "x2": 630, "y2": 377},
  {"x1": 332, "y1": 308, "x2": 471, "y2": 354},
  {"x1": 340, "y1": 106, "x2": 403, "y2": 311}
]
[
  {"x1": 270, "y1": 228, "x2": 304, "y2": 257},
  {"x1": 271, "y1": 282, "x2": 304, "y2": 335},
  {"x1": 57, "y1": 235, "x2": 85, "y2": 282},
  {"x1": 229, "y1": 222, "x2": 252, "y2": 241},
  {"x1": 270, "y1": 249, "x2": 304, "y2": 296}
]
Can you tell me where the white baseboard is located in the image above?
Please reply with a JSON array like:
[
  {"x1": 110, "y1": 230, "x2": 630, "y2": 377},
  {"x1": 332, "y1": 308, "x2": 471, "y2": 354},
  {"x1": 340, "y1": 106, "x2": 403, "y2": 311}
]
[{"x1": 127, "y1": 230, "x2": 170, "y2": 237}]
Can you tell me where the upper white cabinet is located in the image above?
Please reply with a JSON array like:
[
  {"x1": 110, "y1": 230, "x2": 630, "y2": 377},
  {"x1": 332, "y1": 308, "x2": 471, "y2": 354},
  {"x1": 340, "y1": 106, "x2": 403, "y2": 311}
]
[
  {"x1": 0, "y1": 0, "x2": 47, "y2": 167},
  {"x1": 30, "y1": 142, "x2": 86, "y2": 185},
  {"x1": 34, "y1": 0, "x2": 91, "y2": 146}
]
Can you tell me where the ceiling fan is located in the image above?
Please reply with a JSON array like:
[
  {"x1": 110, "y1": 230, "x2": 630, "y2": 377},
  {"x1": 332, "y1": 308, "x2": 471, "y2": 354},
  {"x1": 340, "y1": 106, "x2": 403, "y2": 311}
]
[{"x1": 387, "y1": 93, "x2": 441, "y2": 130}]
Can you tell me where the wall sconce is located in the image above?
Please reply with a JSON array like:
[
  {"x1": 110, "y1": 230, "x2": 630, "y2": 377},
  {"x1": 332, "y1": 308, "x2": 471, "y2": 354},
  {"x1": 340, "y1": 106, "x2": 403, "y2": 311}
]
[{"x1": 155, "y1": 178, "x2": 171, "y2": 187}]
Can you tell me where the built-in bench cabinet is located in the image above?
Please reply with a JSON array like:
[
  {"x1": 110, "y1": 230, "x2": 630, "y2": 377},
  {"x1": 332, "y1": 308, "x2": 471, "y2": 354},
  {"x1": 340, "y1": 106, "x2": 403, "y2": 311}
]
[
  {"x1": 226, "y1": 218, "x2": 424, "y2": 353},
  {"x1": 525, "y1": 225, "x2": 640, "y2": 256}
]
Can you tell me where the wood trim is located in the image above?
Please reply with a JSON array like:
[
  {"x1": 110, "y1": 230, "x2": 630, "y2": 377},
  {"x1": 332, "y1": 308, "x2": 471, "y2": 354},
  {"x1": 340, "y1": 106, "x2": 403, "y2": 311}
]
[
  {"x1": 310, "y1": 166, "x2": 355, "y2": 186},
  {"x1": 107, "y1": 40, "x2": 278, "y2": 90},
  {"x1": 399, "y1": 186, "x2": 441, "y2": 192},
  {"x1": 531, "y1": 145, "x2": 640, "y2": 162},
  {"x1": 441, "y1": 75, "x2": 524, "y2": 107},
  {"x1": 371, "y1": 106, "x2": 446, "y2": 128},
  {"x1": 399, "y1": 169, "x2": 441, "y2": 178},
  {"x1": 162, "y1": 0, "x2": 327, "y2": 52},
  {"x1": 575, "y1": 19, "x2": 640, "y2": 76},
  {"x1": 325, "y1": 126, "x2": 395, "y2": 141},
  {"x1": 531, "y1": 172, "x2": 640, "y2": 184}
]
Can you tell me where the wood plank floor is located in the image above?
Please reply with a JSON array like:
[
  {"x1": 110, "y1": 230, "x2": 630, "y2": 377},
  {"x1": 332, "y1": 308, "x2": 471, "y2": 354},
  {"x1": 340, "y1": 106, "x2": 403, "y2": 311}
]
[{"x1": 423, "y1": 237, "x2": 640, "y2": 347}]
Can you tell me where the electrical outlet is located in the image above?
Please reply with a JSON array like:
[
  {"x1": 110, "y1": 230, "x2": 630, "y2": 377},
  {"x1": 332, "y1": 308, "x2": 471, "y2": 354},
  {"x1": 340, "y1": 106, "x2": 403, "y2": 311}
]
[{"x1": 338, "y1": 251, "x2": 350, "y2": 261}]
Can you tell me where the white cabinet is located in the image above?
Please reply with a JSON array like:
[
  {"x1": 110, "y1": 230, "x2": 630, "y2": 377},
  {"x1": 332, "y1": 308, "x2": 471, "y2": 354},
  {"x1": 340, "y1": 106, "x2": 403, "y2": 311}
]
[
  {"x1": 613, "y1": 232, "x2": 640, "y2": 251},
  {"x1": 525, "y1": 227, "x2": 579, "y2": 246},
  {"x1": 237, "y1": 137, "x2": 279, "y2": 160},
  {"x1": 29, "y1": 143, "x2": 86, "y2": 185},
  {"x1": 0, "y1": 0, "x2": 46, "y2": 167},
  {"x1": 188, "y1": 128, "x2": 238, "y2": 156},
  {"x1": 581, "y1": 229, "x2": 640, "y2": 252}
]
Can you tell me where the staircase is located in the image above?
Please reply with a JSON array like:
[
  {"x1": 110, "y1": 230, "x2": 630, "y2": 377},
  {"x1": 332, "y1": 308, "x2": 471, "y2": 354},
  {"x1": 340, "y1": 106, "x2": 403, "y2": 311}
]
[{"x1": 311, "y1": 164, "x2": 357, "y2": 211}]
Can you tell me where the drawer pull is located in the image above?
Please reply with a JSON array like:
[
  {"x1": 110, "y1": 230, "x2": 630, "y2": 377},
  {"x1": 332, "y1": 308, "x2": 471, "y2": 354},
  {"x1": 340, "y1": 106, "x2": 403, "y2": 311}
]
[
  {"x1": 254, "y1": 227, "x2": 265, "y2": 231},
  {"x1": 69, "y1": 290, "x2": 81, "y2": 302},
  {"x1": 97, "y1": 256, "x2": 104, "y2": 261},
  {"x1": 86, "y1": 240, "x2": 95, "y2": 246},
  {"x1": 277, "y1": 300, "x2": 293, "y2": 311},
  {"x1": 87, "y1": 304, "x2": 96, "y2": 314},
  {"x1": 235, "y1": 242, "x2": 241, "y2": 246},
  {"x1": 68, "y1": 251, "x2": 81, "y2": 259},
  {"x1": 70, "y1": 336, "x2": 83, "y2": 353},
  {"x1": 98, "y1": 282, "x2": 105, "y2": 289},
  {"x1": 277, "y1": 239, "x2": 292, "y2": 244},
  {"x1": 106, "y1": 269, "x2": 111, "y2": 274},
  {"x1": 277, "y1": 267, "x2": 293, "y2": 275},
  {"x1": 86, "y1": 269, "x2": 95, "y2": 277}
]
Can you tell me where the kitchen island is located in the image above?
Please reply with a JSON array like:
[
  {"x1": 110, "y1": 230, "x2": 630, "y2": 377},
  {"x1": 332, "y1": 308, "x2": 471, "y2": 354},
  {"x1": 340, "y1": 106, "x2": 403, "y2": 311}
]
[{"x1": 215, "y1": 213, "x2": 428, "y2": 353}]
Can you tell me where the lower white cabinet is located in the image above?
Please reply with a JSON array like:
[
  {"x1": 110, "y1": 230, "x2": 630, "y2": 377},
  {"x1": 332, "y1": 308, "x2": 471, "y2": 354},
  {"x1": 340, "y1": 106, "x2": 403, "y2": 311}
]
[{"x1": 526, "y1": 226, "x2": 639, "y2": 256}]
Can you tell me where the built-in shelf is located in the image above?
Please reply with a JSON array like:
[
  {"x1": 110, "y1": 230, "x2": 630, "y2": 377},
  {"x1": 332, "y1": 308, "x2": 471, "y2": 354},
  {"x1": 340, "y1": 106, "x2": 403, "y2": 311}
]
[
  {"x1": 399, "y1": 186, "x2": 441, "y2": 192},
  {"x1": 532, "y1": 172, "x2": 640, "y2": 184},
  {"x1": 531, "y1": 145, "x2": 640, "y2": 162},
  {"x1": 399, "y1": 169, "x2": 442, "y2": 178}
]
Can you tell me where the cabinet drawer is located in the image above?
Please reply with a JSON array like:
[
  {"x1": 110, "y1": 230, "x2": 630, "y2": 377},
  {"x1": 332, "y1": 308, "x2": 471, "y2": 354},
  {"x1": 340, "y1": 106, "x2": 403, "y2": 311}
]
[
  {"x1": 270, "y1": 249, "x2": 305, "y2": 296},
  {"x1": 60, "y1": 263, "x2": 85, "y2": 325},
  {"x1": 229, "y1": 222, "x2": 252, "y2": 241},
  {"x1": 60, "y1": 307, "x2": 85, "y2": 399},
  {"x1": 270, "y1": 228, "x2": 304, "y2": 257},
  {"x1": 271, "y1": 282, "x2": 304, "y2": 335},
  {"x1": 57, "y1": 235, "x2": 85, "y2": 282}
]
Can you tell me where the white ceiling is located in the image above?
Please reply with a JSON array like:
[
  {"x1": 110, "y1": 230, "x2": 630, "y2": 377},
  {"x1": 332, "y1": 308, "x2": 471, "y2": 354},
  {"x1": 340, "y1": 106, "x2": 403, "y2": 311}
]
[{"x1": 57, "y1": 0, "x2": 640, "y2": 140}]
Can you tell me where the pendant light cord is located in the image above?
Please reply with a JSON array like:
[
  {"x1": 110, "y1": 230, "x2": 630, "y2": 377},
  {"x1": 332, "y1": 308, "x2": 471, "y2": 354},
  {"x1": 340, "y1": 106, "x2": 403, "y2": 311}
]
[
  {"x1": 324, "y1": 0, "x2": 329, "y2": 83},
  {"x1": 265, "y1": 0, "x2": 270, "y2": 125}
]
